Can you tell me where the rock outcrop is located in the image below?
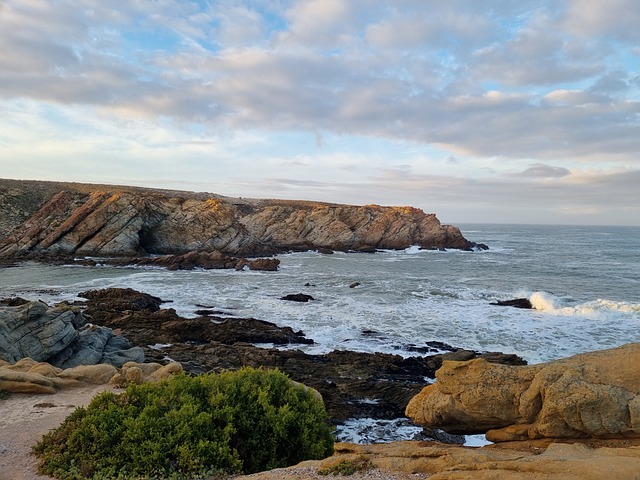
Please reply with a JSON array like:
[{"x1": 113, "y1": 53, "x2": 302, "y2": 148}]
[
  {"x1": 0, "y1": 179, "x2": 475, "y2": 261},
  {"x1": 406, "y1": 343, "x2": 640, "y2": 442},
  {"x1": 253, "y1": 440, "x2": 640, "y2": 480},
  {"x1": 0, "y1": 299, "x2": 144, "y2": 368},
  {"x1": 73, "y1": 287, "x2": 525, "y2": 423},
  {"x1": 0, "y1": 357, "x2": 182, "y2": 393}
]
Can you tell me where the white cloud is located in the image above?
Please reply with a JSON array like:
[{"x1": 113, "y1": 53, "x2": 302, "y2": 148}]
[{"x1": 0, "y1": 0, "x2": 639, "y2": 225}]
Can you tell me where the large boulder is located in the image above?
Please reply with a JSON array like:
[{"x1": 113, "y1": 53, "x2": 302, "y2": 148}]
[
  {"x1": 0, "y1": 300, "x2": 144, "y2": 368},
  {"x1": 0, "y1": 301, "x2": 80, "y2": 362},
  {"x1": 406, "y1": 343, "x2": 640, "y2": 441}
]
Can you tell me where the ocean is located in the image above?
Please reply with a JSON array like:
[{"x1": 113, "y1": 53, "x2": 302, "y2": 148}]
[{"x1": 2, "y1": 223, "x2": 639, "y2": 443}]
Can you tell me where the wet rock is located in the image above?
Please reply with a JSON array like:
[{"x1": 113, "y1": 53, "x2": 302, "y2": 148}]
[
  {"x1": 280, "y1": 293, "x2": 315, "y2": 302},
  {"x1": 490, "y1": 298, "x2": 533, "y2": 309}
]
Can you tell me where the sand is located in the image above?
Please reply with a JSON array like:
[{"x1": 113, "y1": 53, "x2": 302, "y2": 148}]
[{"x1": 0, "y1": 385, "x2": 116, "y2": 480}]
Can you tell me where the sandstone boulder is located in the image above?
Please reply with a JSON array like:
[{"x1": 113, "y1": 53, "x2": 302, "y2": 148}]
[
  {"x1": 0, "y1": 358, "x2": 183, "y2": 393},
  {"x1": 406, "y1": 343, "x2": 640, "y2": 441},
  {"x1": 295, "y1": 440, "x2": 640, "y2": 480}
]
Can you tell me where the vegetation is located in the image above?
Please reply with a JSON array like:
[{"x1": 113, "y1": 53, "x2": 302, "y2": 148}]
[
  {"x1": 317, "y1": 455, "x2": 374, "y2": 476},
  {"x1": 33, "y1": 368, "x2": 334, "y2": 479},
  {"x1": 0, "y1": 389, "x2": 9, "y2": 400}
]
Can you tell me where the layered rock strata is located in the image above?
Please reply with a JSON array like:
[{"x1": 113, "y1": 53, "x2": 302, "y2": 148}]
[
  {"x1": 406, "y1": 343, "x2": 640, "y2": 441},
  {"x1": 0, "y1": 179, "x2": 475, "y2": 262},
  {"x1": 0, "y1": 299, "x2": 143, "y2": 368}
]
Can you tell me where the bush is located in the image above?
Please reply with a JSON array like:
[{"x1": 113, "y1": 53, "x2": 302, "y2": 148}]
[{"x1": 33, "y1": 368, "x2": 334, "y2": 479}]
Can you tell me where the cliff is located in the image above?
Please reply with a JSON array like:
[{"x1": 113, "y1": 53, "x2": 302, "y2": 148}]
[{"x1": 0, "y1": 179, "x2": 474, "y2": 260}]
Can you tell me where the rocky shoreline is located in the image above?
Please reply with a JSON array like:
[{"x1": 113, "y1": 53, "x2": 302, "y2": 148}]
[{"x1": 1, "y1": 288, "x2": 525, "y2": 425}]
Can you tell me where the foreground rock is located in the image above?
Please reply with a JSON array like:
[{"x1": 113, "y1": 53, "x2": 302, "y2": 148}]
[
  {"x1": 240, "y1": 439, "x2": 640, "y2": 480},
  {"x1": 0, "y1": 179, "x2": 476, "y2": 261},
  {"x1": 0, "y1": 357, "x2": 182, "y2": 393},
  {"x1": 406, "y1": 343, "x2": 640, "y2": 442},
  {"x1": 0, "y1": 299, "x2": 143, "y2": 368}
]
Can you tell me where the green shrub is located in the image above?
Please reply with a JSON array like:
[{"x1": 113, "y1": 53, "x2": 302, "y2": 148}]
[
  {"x1": 33, "y1": 368, "x2": 334, "y2": 479},
  {"x1": 0, "y1": 389, "x2": 9, "y2": 400}
]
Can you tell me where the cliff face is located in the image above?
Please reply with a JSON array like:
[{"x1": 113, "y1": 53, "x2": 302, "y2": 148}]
[{"x1": 0, "y1": 179, "x2": 472, "y2": 259}]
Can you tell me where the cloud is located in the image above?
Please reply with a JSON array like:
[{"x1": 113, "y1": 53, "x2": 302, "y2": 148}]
[
  {"x1": 521, "y1": 164, "x2": 571, "y2": 178},
  {"x1": 0, "y1": 0, "x2": 639, "y2": 225}
]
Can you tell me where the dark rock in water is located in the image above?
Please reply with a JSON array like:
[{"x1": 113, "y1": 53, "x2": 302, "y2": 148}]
[
  {"x1": 469, "y1": 242, "x2": 490, "y2": 251},
  {"x1": 80, "y1": 288, "x2": 313, "y2": 346},
  {"x1": 194, "y1": 309, "x2": 227, "y2": 316},
  {"x1": 79, "y1": 288, "x2": 165, "y2": 312},
  {"x1": 280, "y1": 293, "x2": 315, "y2": 302},
  {"x1": 491, "y1": 298, "x2": 533, "y2": 309},
  {"x1": 242, "y1": 258, "x2": 280, "y2": 271},
  {"x1": 53, "y1": 287, "x2": 527, "y2": 423},
  {"x1": 349, "y1": 282, "x2": 361, "y2": 288}
]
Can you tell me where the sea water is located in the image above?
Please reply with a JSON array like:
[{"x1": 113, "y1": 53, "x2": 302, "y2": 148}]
[{"x1": 2, "y1": 224, "x2": 639, "y2": 442}]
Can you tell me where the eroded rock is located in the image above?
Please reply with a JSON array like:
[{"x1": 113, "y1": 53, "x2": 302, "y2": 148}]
[
  {"x1": 0, "y1": 357, "x2": 183, "y2": 393},
  {"x1": 406, "y1": 343, "x2": 640, "y2": 441}
]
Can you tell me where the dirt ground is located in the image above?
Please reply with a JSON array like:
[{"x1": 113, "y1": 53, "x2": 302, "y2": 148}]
[{"x1": 0, "y1": 385, "x2": 116, "y2": 480}]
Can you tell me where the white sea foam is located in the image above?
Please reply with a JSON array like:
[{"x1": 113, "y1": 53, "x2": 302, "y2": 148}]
[{"x1": 2, "y1": 225, "x2": 639, "y2": 368}]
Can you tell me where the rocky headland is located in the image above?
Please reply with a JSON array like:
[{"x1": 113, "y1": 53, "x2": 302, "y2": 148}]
[{"x1": 0, "y1": 179, "x2": 481, "y2": 268}]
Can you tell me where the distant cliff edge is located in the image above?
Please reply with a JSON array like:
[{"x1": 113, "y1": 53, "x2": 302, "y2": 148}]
[{"x1": 0, "y1": 178, "x2": 480, "y2": 261}]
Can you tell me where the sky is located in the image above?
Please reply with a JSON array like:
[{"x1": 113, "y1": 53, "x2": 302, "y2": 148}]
[{"x1": 0, "y1": 1, "x2": 639, "y2": 226}]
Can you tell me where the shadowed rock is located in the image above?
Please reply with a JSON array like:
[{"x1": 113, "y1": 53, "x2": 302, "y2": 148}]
[
  {"x1": 490, "y1": 298, "x2": 533, "y2": 309},
  {"x1": 0, "y1": 300, "x2": 143, "y2": 368}
]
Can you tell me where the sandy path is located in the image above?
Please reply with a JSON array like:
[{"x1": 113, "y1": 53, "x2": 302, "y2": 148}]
[{"x1": 0, "y1": 385, "x2": 116, "y2": 480}]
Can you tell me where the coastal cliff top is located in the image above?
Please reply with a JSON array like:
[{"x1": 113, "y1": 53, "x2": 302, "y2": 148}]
[{"x1": 0, "y1": 178, "x2": 472, "y2": 258}]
